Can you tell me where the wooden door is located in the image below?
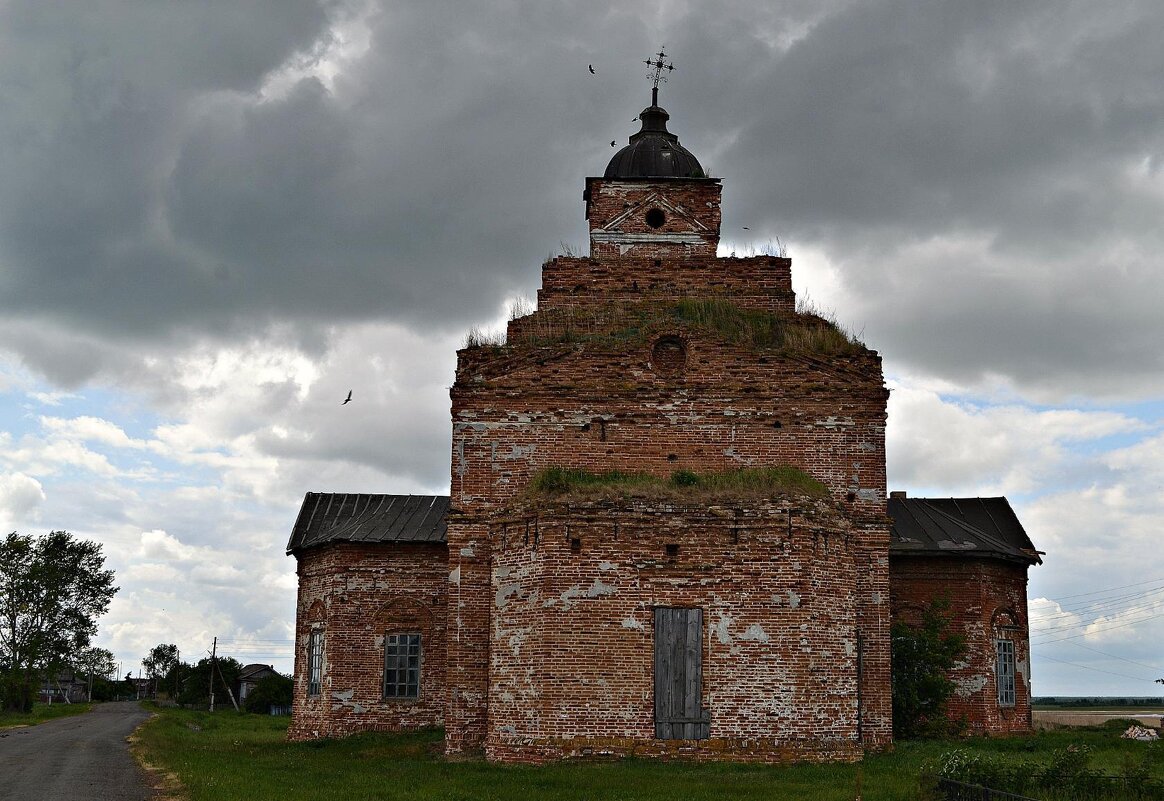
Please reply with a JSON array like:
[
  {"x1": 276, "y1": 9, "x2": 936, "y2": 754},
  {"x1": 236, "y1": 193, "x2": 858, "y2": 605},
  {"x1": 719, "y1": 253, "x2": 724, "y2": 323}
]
[{"x1": 653, "y1": 607, "x2": 709, "y2": 739}]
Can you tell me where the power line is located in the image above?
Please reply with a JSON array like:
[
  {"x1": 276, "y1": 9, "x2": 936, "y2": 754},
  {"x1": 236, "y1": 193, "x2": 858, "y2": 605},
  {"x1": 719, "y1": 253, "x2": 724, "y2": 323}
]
[
  {"x1": 1030, "y1": 584, "x2": 1164, "y2": 623},
  {"x1": 1038, "y1": 576, "x2": 1164, "y2": 603},
  {"x1": 1040, "y1": 641, "x2": 1164, "y2": 673},
  {"x1": 1033, "y1": 609, "x2": 1164, "y2": 645},
  {"x1": 1037, "y1": 653, "x2": 1159, "y2": 684},
  {"x1": 1031, "y1": 596, "x2": 1164, "y2": 636}
]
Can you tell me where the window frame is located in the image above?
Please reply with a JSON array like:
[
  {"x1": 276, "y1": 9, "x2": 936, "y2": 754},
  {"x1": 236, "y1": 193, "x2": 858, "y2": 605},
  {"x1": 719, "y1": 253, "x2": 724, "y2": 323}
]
[
  {"x1": 996, "y1": 638, "x2": 1016, "y2": 707},
  {"x1": 383, "y1": 632, "x2": 422, "y2": 701},
  {"x1": 307, "y1": 629, "x2": 323, "y2": 697}
]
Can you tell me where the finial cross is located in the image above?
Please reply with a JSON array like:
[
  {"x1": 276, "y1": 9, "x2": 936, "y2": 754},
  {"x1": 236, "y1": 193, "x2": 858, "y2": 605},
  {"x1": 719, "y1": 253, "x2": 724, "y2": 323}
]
[{"x1": 644, "y1": 48, "x2": 674, "y2": 105}]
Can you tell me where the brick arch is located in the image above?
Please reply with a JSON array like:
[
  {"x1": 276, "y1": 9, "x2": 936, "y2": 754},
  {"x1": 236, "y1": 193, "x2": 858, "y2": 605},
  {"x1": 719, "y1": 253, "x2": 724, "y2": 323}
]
[
  {"x1": 372, "y1": 595, "x2": 436, "y2": 630},
  {"x1": 990, "y1": 606, "x2": 1022, "y2": 631},
  {"x1": 304, "y1": 599, "x2": 326, "y2": 625}
]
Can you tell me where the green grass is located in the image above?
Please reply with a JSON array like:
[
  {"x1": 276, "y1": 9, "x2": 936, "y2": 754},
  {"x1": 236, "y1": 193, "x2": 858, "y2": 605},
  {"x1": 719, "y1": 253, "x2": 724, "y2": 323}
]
[
  {"x1": 483, "y1": 297, "x2": 866, "y2": 357},
  {"x1": 522, "y1": 466, "x2": 829, "y2": 502},
  {"x1": 132, "y1": 708, "x2": 1164, "y2": 801},
  {"x1": 0, "y1": 701, "x2": 92, "y2": 728}
]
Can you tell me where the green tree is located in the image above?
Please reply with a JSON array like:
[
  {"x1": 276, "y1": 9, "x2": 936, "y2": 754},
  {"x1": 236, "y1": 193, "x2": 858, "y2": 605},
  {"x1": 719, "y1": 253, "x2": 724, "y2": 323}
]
[
  {"x1": 891, "y1": 596, "x2": 968, "y2": 739},
  {"x1": 0, "y1": 531, "x2": 118, "y2": 712},
  {"x1": 75, "y1": 645, "x2": 116, "y2": 701},
  {"x1": 143, "y1": 643, "x2": 180, "y2": 696},
  {"x1": 243, "y1": 671, "x2": 293, "y2": 714},
  {"x1": 177, "y1": 656, "x2": 243, "y2": 708}
]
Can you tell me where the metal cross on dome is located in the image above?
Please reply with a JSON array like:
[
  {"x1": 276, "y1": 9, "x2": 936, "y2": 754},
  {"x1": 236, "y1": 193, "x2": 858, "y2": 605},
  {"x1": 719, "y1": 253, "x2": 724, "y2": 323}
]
[{"x1": 644, "y1": 48, "x2": 674, "y2": 105}]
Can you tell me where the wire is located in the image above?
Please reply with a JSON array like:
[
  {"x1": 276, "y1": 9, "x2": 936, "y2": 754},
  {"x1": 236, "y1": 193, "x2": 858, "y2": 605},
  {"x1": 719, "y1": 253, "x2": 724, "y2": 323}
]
[
  {"x1": 1037, "y1": 576, "x2": 1164, "y2": 603},
  {"x1": 1042, "y1": 641, "x2": 1164, "y2": 673},
  {"x1": 1032, "y1": 609, "x2": 1164, "y2": 645},
  {"x1": 1037, "y1": 653, "x2": 1159, "y2": 684},
  {"x1": 1030, "y1": 584, "x2": 1164, "y2": 623},
  {"x1": 1031, "y1": 596, "x2": 1164, "y2": 636}
]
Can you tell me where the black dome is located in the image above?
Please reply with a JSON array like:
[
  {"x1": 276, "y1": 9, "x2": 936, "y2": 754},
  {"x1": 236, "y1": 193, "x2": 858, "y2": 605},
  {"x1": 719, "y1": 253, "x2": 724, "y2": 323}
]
[{"x1": 605, "y1": 104, "x2": 704, "y2": 179}]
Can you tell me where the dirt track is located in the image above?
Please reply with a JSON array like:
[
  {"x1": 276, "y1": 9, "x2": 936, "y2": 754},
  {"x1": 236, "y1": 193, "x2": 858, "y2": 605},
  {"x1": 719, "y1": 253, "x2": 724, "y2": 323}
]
[
  {"x1": 0, "y1": 701, "x2": 152, "y2": 801},
  {"x1": 1033, "y1": 710, "x2": 1164, "y2": 729}
]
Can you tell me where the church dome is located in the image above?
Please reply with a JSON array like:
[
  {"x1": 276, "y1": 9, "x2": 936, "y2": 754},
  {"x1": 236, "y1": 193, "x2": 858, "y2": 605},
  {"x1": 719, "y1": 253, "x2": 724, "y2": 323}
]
[{"x1": 604, "y1": 104, "x2": 705, "y2": 179}]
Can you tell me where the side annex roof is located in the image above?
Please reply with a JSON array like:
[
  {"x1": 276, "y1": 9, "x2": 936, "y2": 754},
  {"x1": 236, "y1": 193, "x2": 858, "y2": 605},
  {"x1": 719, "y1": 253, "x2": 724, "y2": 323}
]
[
  {"x1": 888, "y1": 496, "x2": 1042, "y2": 565},
  {"x1": 286, "y1": 493, "x2": 450, "y2": 553}
]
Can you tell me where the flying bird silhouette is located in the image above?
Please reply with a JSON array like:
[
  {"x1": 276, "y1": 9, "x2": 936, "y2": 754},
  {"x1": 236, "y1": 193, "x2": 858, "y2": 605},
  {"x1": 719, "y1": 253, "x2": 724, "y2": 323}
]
[
  {"x1": 742, "y1": 226, "x2": 750, "y2": 230},
  {"x1": 610, "y1": 140, "x2": 616, "y2": 147},
  {"x1": 588, "y1": 64, "x2": 596, "y2": 74},
  {"x1": 341, "y1": 390, "x2": 352, "y2": 405}
]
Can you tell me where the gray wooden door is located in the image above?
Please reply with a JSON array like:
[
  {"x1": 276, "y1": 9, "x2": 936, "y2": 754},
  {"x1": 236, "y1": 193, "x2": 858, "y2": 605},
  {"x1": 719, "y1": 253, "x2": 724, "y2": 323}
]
[{"x1": 653, "y1": 607, "x2": 710, "y2": 739}]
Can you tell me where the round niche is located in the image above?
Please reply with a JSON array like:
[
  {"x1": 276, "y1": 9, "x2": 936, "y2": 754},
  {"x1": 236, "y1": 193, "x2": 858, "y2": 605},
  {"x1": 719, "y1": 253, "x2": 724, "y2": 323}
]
[
  {"x1": 650, "y1": 336, "x2": 687, "y2": 376},
  {"x1": 645, "y1": 208, "x2": 666, "y2": 229}
]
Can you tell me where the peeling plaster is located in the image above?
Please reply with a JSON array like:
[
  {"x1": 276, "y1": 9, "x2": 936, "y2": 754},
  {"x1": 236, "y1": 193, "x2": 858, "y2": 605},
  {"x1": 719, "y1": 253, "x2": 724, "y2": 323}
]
[
  {"x1": 815, "y1": 416, "x2": 855, "y2": 428},
  {"x1": 496, "y1": 583, "x2": 522, "y2": 607},
  {"x1": 1016, "y1": 658, "x2": 1030, "y2": 686},
  {"x1": 449, "y1": 566, "x2": 461, "y2": 584},
  {"x1": 856, "y1": 488, "x2": 881, "y2": 502},
  {"x1": 587, "y1": 579, "x2": 615, "y2": 598},
  {"x1": 954, "y1": 675, "x2": 988, "y2": 697},
  {"x1": 740, "y1": 624, "x2": 770, "y2": 643},
  {"x1": 714, "y1": 613, "x2": 734, "y2": 644},
  {"x1": 621, "y1": 616, "x2": 645, "y2": 631},
  {"x1": 598, "y1": 561, "x2": 617, "y2": 572},
  {"x1": 787, "y1": 589, "x2": 801, "y2": 609},
  {"x1": 460, "y1": 545, "x2": 476, "y2": 558},
  {"x1": 331, "y1": 690, "x2": 366, "y2": 713}
]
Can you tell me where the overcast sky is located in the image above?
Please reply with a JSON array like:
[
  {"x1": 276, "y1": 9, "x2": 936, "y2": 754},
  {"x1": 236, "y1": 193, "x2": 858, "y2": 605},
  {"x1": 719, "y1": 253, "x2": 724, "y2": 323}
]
[{"x1": 2, "y1": 0, "x2": 1162, "y2": 695}]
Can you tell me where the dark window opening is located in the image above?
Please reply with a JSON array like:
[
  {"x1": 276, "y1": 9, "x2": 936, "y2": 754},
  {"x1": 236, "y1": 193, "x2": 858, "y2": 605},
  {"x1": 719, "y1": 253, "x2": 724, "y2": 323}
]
[
  {"x1": 307, "y1": 630, "x2": 323, "y2": 696},
  {"x1": 996, "y1": 639, "x2": 1016, "y2": 707},
  {"x1": 645, "y1": 208, "x2": 666, "y2": 229},
  {"x1": 384, "y1": 633, "x2": 421, "y2": 699},
  {"x1": 570, "y1": 537, "x2": 582, "y2": 553},
  {"x1": 665, "y1": 543, "x2": 680, "y2": 558}
]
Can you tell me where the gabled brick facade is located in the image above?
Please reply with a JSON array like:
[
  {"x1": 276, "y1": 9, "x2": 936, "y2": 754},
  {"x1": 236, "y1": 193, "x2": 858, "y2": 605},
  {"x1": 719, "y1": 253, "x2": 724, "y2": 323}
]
[{"x1": 287, "y1": 92, "x2": 1039, "y2": 761}]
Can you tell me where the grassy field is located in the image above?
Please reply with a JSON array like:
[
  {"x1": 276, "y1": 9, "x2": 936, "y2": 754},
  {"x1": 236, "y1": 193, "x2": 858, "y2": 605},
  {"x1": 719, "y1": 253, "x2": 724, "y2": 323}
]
[
  {"x1": 133, "y1": 707, "x2": 1164, "y2": 801},
  {"x1": 0, "y1": 701, "x2": 92, "y2": 728}
]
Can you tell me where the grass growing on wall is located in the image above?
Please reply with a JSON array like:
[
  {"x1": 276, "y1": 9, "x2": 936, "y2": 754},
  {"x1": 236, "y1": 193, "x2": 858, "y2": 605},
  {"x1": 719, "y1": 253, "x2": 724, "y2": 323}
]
[
  {"x1": 132, "y1": 707, "x2": 1164, "y2": 801},
  {"x1": 466, "y1": 296, "x2": 865, "y2": 357},
  {"x1": 522, "y1": 466, "x2": 829, "y2": 501}
]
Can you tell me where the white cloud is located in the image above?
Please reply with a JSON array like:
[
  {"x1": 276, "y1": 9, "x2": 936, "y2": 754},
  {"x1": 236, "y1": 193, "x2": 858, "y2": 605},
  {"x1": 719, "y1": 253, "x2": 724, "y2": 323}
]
[{"x1": 0, "y1": 471, "x2": 46, "y2": 526}]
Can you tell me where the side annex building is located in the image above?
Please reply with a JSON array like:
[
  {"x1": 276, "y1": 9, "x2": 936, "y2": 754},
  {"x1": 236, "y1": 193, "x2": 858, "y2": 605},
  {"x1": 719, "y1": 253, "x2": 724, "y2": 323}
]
[{"x1": 286, "y1": 88, "x2": 1041, "y2": 763}]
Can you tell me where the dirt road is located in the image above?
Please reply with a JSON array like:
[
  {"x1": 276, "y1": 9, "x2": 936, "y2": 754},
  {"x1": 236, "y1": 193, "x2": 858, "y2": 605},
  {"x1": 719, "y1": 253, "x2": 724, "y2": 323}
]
[{"x1": 0, "y1": 701, "x2": 152, "y2": 801}]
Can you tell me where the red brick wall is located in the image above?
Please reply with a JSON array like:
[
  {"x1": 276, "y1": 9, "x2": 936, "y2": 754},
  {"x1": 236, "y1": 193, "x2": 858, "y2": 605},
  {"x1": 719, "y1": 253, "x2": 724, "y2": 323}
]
[
  {"x1": 889, "y1": 555, "x2": 1033, "y2": 735},
  {"x1": 483, "y1": 499, "x2": 870, "y2": 763},
  {"x1": 584, "y1": 178, "x2": 722, "y2": 259},
  {"x1": 289, "y1": 542, "x2": 447, "y2": 740},
  {"x1": 448, "y1": 241, "x2": 893, "y2": 758}
]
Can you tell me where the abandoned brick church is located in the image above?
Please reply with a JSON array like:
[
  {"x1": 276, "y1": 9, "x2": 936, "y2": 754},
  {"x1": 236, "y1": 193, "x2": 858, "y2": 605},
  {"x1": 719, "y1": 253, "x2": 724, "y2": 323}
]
[{"x1": 286, "y1": 76, "x2": 1042, "y2": 762}]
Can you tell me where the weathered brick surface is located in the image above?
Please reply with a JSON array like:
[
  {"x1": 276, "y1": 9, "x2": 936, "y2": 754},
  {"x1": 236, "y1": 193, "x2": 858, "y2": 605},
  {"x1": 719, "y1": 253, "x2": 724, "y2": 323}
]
[
  {"x1": 288, "y1": 542, "x2": 447, "y2": 741},
  {"x1": 483, "y1": 499, "x2": 872, "y2": 763},
  {"x1": 584, "y1": 178, "x2": 722, "y2": 259},
  {"x1": 448, "y1": 215, "x2": 893, "y2": 758},
  {"x1": 889, "y1": 555, "x2": 1033, "y2": 735}
]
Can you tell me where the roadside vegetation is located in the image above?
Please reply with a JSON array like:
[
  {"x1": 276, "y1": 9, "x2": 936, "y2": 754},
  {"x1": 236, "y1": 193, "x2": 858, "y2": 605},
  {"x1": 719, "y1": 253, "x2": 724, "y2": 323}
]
[
  {"x1": 0, "y1": 701, "x2": 92, "y2": 728},
  {"x1": 133, "y1": 706, "x2": 1164, "y2": 801}
]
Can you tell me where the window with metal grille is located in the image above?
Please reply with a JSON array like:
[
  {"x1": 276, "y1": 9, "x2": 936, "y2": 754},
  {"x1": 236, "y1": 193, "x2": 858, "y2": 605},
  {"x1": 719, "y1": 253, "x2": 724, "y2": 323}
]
[
  {"x1": 307, "y1": 630, "x2": 323, "y2": 696},
  {"x1": 996, "y1": 639, "x2": 1016, "y2": 707},
  {"x1": 383, "y1": 633, "x2": 421, "y2": 699}
]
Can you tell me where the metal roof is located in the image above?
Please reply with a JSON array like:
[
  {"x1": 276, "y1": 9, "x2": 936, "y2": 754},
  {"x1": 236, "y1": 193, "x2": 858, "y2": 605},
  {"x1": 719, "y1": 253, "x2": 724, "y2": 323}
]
[
  {"x1": 888, "y1": 496, "x2": 1041, "y2": 565},
  {"x1": 286, "y1": 493, "x2": 449, "y2": 553},
  {"x1": 605, "y1": 104, "x2": 705, "y2": 179}
]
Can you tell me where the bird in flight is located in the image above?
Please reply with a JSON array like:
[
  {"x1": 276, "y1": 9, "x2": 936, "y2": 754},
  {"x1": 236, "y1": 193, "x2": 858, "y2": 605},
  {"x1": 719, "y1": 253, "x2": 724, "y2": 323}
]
[
  {"x1": 588, "y1": 64, "x2": 596, "y2": 74},
  {"x1": 341, "y1": 390, "x2": 352, "y2": 405},
  {"x1": 610, "y1": 140, "x2": 616, "y2": 147},
  {"x1": 742, "y1": 226, "x2": 750, "y2": 230}
]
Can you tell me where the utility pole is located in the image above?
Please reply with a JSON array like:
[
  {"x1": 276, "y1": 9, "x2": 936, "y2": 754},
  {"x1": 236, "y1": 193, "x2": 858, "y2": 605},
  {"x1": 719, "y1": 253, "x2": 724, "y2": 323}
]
[
  {"x1": 175, "y1": 648, "x2": 180, "y2": 700},
  {"x1": 209, "y1": 637, "x2": 217, "y2": 712}
]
